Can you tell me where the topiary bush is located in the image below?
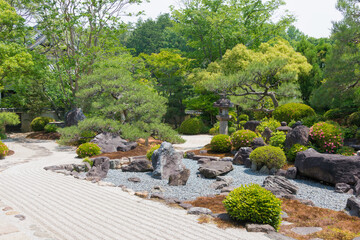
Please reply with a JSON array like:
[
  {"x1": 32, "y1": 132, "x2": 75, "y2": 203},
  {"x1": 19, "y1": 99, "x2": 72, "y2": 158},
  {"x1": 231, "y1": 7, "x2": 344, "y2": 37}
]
[
  {"x1": 286, "y1": 144, "x2": 308, "y2": 162},
  {"x1": 44, "y1": 124, "x2": 58, "y2": 133},
  {"x1": 146, "y1": 144, "x2": 160, "y2": 160},
  {"x1": 269, "y1": 131, "x2": 286, "y2": 149},
  {"x1": 250, "y1": 146, "x2": 286, "y2": 169},
  {"x1": 0, "y1": 141, "x2": 9, "y2": 159},
  {"x1": 256, "y1": 117, "x2": 281, "y2": 133},
  {"x1": 231, "y1": 130, "x2": 257, "y2": 149},
  {"x1": 179, "y1": 118, "x2": 204, "y2": 135},
  {"x1": 30, "y1": 117, "x2": 55, "y2": 131},
  {"x1": 273, "y1": 103, "x2": 315, "y2": 123},
  {"x1": 76, "y1": 142, "x2": 101, "y2": 158},
  {"x1": 347, "y1": 112, "x2": 360, "y2": 127},
  {"x1": 223, "y1": 183, "x2": 282, "y2": 230},
  {"x1": 210, "y1": 134, "x2": 232, "y2": 153},
  {"x1": 309, "y1": 122, "x2": 343, "y2": 153}
]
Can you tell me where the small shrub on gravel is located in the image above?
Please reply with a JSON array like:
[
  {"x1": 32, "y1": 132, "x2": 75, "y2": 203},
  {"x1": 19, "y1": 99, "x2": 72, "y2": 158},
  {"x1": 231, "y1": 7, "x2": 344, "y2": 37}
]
[
  {"x1": 210, "y1": 134, "x2": 232, "y2": 153},
  {"x1": 44, "y1": 124, "x2": 58, "y2": 133},
  {"x1": 146, "y1": 144, "x2": 160, "y2": 160},
  {"x1": 347, "y1": 112, "x2": 360, "y2": 127},
  {"x1": 179, "y1": 118, "x2": 204, "y2": 135},
  {"x1": 286, "y1": 144, "x2": 308, "y2": 162},
  {"x1": 0, "y1": 141, "x2": 9, "y2": 158},
  {"x1": 231, "y1": 130, "x2": 257, "y2": 149},
  {"x1": 31, "y1": 117, "x2": 55, "y2": 131},
  {"x1": 269, "y1": 131, "x2": 286, "y2": 149},
  {"x1": 250, "y1": 146, "x2": 286, "y2": 169},
  {"x1": 223, "y1": 183, "x2": 282, "y2": 230},
  {"x1": 309, "y1": 122, "x2": 343, "y2": 153},
  {"x1": 76, "y1": 142, "x2": 101, "y2": 158},
  {"x1": 273, "y1": 103, "x2": 315, "y2": 123},
  {"x1": 256, "y1": 117, "x2": 281, "y2": 133}
]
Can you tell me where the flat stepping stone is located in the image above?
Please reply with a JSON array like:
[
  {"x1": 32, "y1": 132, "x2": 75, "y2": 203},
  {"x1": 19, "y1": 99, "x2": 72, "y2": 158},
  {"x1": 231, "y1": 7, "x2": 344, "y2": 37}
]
[
  {"x1": 265, "y1": 232, "x2": 297, "y2": 240},
  {"x1": 281, "y1": 221, "x2": 293, "y2": 226},
  {"x1": 291, "y1": 227, "x2": 322, "y2": 235},
  {"x1": 187, "y1": 207, "x2": 212, "y2": 215},
  {"x1": 5, "y1": 211, "x2": 20, "y2": 215}
]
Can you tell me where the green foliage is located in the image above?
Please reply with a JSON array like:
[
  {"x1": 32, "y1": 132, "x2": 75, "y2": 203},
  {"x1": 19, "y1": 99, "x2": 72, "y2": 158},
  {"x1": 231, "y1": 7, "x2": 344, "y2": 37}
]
[
  {"x1": 0, "y1": 140, "x2": 9, "y2": 158},
  {"x1": 256, "y1": 118, "x2": 281, "y2": 133},
  {"x1": 30, "y1": 117, "x2": 55, "y2": 132},
  {"x1": 231, "y1": 130, "x2": 257, "y2": 149},
  {"x1": 300, "y1": 114, "x2": 326, "y2": 127},
  {"x1": 341, "y1": 125, "x2": 358, "y2": 139},
  {"x1": 238, "y1": 114, "x2": 249, "y2": 122},
  {"x1": 210, "y1": 134, "x2": 232, "y2": 153},
  {"x1": 337, "y1": 146, "x2": 355, "y2": 156},
  {"x1": 250, "y1": 146, "x2": 286, "y2": 169},
  {"x1": 273, "y1": 103, "x2": 315, "y2": 123},
  {"x1": 209, "y1": 128, "x2": 218, "y2": 135},
  {"x1": 44, "y1": 124, "x2": 58, "y2": 133},
  {"x1": 76, "y1": 143, "x2": 101, "y2": 158},
  {"x1": 223, "y1": 184, "x2": 282, "y2": 230},
  {"x1": 146, "y1": 144, "x2": 160, "y2": 160},
  {"x1": 0, "y1": 112, "x2": 20, "y2": 132},
  {"x1": 286, "y1": 144, "x2": 308, "y2": 162},
  {"x1": 324, "y1": 108, "x2": 352, "y2": 120},
  {"x1": 82, "y1": 157, "x2": 94, "y2": 167},
  {"x1": 269, "y1": 131, "x2": 286, "y2": 149},
  {"x1": 309, "y1": 122, "x2": 343, "y2": 153},
  {"x1": 228, "y1": 127, "x2": 236, "y2": 136},
  {"x1": 179, "y1": 118, "x2": 204, "y2": 135},
  {"x1": 347, "y1": 112, "x2": 360, "y2": 126}
]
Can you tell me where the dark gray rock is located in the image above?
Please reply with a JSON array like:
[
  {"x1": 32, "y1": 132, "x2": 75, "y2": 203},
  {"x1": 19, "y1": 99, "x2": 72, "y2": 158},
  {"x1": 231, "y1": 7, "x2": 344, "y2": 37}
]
[
  {"x1": 284, "y1": 125, "x2": 309, "y2": 150},
  {"x1": 262, "y1": 127, "x2": 273, "y2": 142},
  {"x1": 259, "y1": 165, "x2": 270, "y2": 175},
  {"x1": 251, "y1": 137, "x2": 266, "y2": 149},
  {"x1": 246, "y1": 223, "x2": 275, "y2": 233},
  {"x1": 150, "y1": 193, "x2": 165, "y2": 200},
  {"x1": 295, "y1": 148, "x2": 360, "y2": 184},
  {"x1": 291, "y1": 121, "x2": 303, "y2": 129},
  {"x1": 221, "y1": 186, "x2": 235, "y2": 193},
  {"x1": 128, "y1": 177, "x2": 141, "y2": 183},
  {"x1": 152, "y1": 142, "x2": 188, "y2": 180},
  {"x1": 233, "y1": 147, "x2": 253, "y2": 166},
  {"x1": 210, "y1": 181, "x2": 229, "y2": 190},
  {"x1": 276, "y1": 169, "x2": 287, "y2": 177},
  {"x1": 168, "y1": 168, "x2": 190, "y2": 186},
  {"x1": 65, "y1": 108, "x2": 86, "y2": 127},
  {"x1": 263, "y1": 176, "x2": 298, "y2": 197},
  {"x1": 197, "y1": 158, "x2": 211, "y2": 165},
  {"x1": 277, "y1": 122, "x2": 292, "y2": 132},
  {"x1": 346, "y1": 196, "x2": 360, "y2": 217},
  {"x1": 179, "y1": 203, "x2": 192, "y2": 209},
  {"x1": 192, "y1": 155, "x2": 220, "y2": 161},
  {"x1": 285, "y1": 167, "x2": 297, "y2": 179},
  {"x1": 187, "y1": 207, "x2": 212, "y2": 215},
  {"x1": 185, "y1": 151, "x2": 195, "y2": 159},
  {"x1": 86, "y1": 157, "x2": 110, "y2": 181},
  {"x1": 244, "y1": 120, "x2": 261, "y2": 132},
  {"x1": 198, "y1": 161, "x2": 233, "y2": 178},
  {"x1": 91, "y1": 133, "x2": 137, "y2": 153},
  {"x1": 122, "y1": 159, "x2": 153, "y2": 172},
  {"x1": 221, "y1": 157, "x2": 233, "y2": 162},
  {"x1": 291, "y1": 227, "x2": 322, "y2": 236},
  {"x1": 355, "y1": 179, "x2": 360, "y2": 196},
  {"x1": 335, "y1": 183, "x2": 351, "y2": 193},
  {"x1": 251, "y1": 162, "x2": 257, "y2": 171},
  {"x1": 216, "y1": 176, "x2": 234, "y2": 184}
]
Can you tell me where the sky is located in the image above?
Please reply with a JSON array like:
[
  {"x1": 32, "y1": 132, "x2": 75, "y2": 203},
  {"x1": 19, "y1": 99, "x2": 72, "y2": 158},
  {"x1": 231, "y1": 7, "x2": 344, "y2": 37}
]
[{"x1": 122, "y1": 0, "x2": 343, "y2": 38}]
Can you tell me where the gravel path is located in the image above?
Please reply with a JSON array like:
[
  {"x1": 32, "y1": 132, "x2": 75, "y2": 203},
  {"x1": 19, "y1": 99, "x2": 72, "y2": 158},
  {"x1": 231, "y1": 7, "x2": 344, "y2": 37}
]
[
  {"x1": 0, "y1": 138, "x2": 270, "y2": 240},
  {"x1": 104, "y1": 159, "x2": 351, "y2": 211}
]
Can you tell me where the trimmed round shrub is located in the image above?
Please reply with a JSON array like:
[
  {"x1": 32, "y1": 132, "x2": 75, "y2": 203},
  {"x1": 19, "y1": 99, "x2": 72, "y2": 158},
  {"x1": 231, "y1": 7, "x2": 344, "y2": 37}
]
[
  {"x1": 249, "y1": 146, "x2": 286, "y2": 169},
  {"x1": 76, "y1": 142, "x2": 101, "y2": 158},
  {"x1": 347, "y1": 112, "x2": 360, "y2": 127},
  {"x1": 337, "y1": 146, "x2": 355, "y2": 156},
  {"x1": 0, "y1": 141, "x2": 9, "y2": 158},
  {"x1": 231, "y1": 130, "x2": 257, "y2": 149},
  {"x1": 44, "y1": 124, "x2": 58, "y2": 133},
  {"x1": 286, "y1": 144, "x2": 308, "y2": 162},
  {"x1": 309, "y1": 122, "x2": 343, "y2": 153},
  {"x1": 256, "y1": 117, "x2": 281, "y2": 133},
  {"x1": 30, "y1": 117, "x2": 55, "y2": 131},
  {"x1": 179, "y1": 118, "x2": 204, "y2": 135},
  {"x1": 269, "y1": 131, "x2": 286, "y2": 149},
  {"x1": 210, "y1": 134, "x2": 232, "y2": 153},
  {"x1": 324, "y1": 108, "x2": 353, "y2": 120},
  {"x1": 273, "y1": 103, "x2": 315, "y2": 123},
  {"x1": 223, "y1": 183, "x2": 282, "y2": 230},
  {"x1": 146, "y1": 144, "x2": 160, "y2": 160}
]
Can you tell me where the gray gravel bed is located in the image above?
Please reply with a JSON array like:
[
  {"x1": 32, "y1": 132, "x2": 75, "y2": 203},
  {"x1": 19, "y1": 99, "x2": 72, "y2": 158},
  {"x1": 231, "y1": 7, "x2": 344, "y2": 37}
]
[{"x1": 103, "y1": 159, "x2": 350, "y2": 211}]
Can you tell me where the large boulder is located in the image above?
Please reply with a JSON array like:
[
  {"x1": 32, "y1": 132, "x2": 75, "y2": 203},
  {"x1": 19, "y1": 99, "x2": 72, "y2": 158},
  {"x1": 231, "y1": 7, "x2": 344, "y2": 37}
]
[
  {"x1": 86, "y1": 157, "x2": 110, "y2": 181},
  {"x1": 263, "y1": 176, "x2": 298, "y2": 198},
  {"x1": 122, "y1": 159, "x2": 153, "y2": 172},
  {"x1": 91, "y1": 133, "x2": 137, "y2": 153},
  {"x1": 65, "y1": 108, "x2": 86, "y2": 127},
  {"x1": 251, "y1": 137, "x2": 266, "y2": 149},
  {"x1": 198, "y1": 161, "x2": 233, "y2": 178},
  {"x1": 152, "y1": 142, "x2": 189, "y2": 180},
  {"x1": 244, "y1": 120, "x2": 261, "y2": 132},
  {"x1": 168, "y1": 168, "x2": 191, "y2": 186},
  {"x1": 346, "y1": 196, "x2": 360, "y2": 217},
  {"x1": 284, "y1": 125, "x2": 310, "y2": 150},
  {"x1": 295, "y1": 148, "x2": 360, "y2": 185},
  {"x1": 233, "y1": 147, "x2": 253, "y2": 166}
]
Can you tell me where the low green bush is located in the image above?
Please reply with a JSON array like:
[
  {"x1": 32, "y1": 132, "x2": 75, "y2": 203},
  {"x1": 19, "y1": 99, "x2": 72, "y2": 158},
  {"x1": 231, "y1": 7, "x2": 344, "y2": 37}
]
[
  {"x1": 231, "y1": 130, "x2": 257, "y2": 149},
  {"x1": 250, "y1": 146, "x2": 286, "y2": 169},
  {"x1": 309, "y1": 122, "x2": 343, "y2": 153},
  {"x1": 286, "y1": 144, "x2": 308, "y2": 162},
  {"x1": 0, "y1": 141, "x2": 9, "y2": 159},
  {"x1": 0, "y1": 112, "x2": 20, "y2": 134},
  {"x1": 211, "y1": 134, "x2": 232, "y2": 153},
  {"x1": 146, "y1": 144, "x2": 160, "y2": 160},
  {"x1": 341, "y1": 125, "x2": 358, "y2": 139},
  {"x1": 76, "y1": 142, "x2": 101, "y2": 158},
  {"x1": 324, "y1": 108, "x2": 352, "y2": 120},
  {"x1": 238, "y1": 114, "x2": 249, "y2": 122},
  {"x1": 273, "y1": 103, "x2": 315, "y2": 123},
  {"x1": 228, "y1": 127, "x2": 236, "y2": 136},
  {"x1": 347, "y1": 112, "x2": 360, "y2": 127},
  {"x1": 337, "y1": 146, "x2": 355, "y2": 156},
  {"x1": 31, "y1": 117, "x2": 55, "y2": 131},
  {"x1": 256, "y1": 117, "x2": 281, "y2": 133},
  {"x1": 269, "y1": 131, "x2": 286, "y2": 149},
  {"x1": 179, "y1": 118, "x2": 204, "y2": 135},
  {"x1": 223, "y1": 183, "x2": 282, "y2": 230},
  {"x1": 300, "y1": 114, "x2": 326, "y2": 127},
  {"x1": 44, "y1": 124, "x2": 58, "y2": 133}
]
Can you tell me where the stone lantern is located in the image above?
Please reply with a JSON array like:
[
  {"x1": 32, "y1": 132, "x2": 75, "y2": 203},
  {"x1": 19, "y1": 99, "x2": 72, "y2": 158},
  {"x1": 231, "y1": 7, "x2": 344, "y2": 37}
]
[{"x1": 213, "y1": 94, "x2": 234, "y2": 135}]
